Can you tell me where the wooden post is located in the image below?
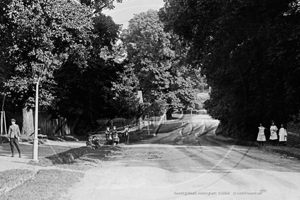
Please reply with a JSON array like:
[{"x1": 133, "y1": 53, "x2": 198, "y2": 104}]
[
  {"x1": 0, "y1": 111, "x2": 3, "y2": 135},
  {"x1": 147, "y1": 115, "x2": 150, "y2": 135},
  {"x1": 4, "y1": 111, "x2": 6, "y2": 135}
]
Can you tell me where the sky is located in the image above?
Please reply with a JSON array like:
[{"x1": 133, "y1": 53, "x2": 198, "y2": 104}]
[{"x1": 102, "y1": 0, "x2": 165, "y2": 29}]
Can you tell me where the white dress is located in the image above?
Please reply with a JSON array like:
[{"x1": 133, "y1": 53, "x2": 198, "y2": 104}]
[
  {"x1": 269, "y1": 125, "x2": 278, "y2": 140},
  {"x1": 257, "y1": 127, "x2": 266, "y2": 141},
  {"x1": 278, "y1": 128, "x2": 287, "y2": 142}
]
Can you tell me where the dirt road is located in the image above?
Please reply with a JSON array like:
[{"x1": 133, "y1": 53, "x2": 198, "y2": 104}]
[{"x1": 61, "y1": 115, "x2": 300, "y2": 200}]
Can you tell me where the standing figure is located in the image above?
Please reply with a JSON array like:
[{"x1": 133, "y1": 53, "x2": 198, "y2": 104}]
[
  {"x1": 122, "y1": 125, "x2": 130, "y2": 144},
  {"x1": 278, "y1": 124, "x2": 287, "y2": 146},
  {"x1": 257, "y1": 123, "x2": 266, "y2": 146},
  {"x1": 105, "y1": 126, "x2": 112, "y2": 145},
  {"x1": 8, "y1": 119, "x2": 21, "y2": 157},
  {"x1": 269, "y1": 122, "x2": 278, "y2": 146},
  {"x1": 112, "y1": 126, "x2": 119, "y2": 146}
]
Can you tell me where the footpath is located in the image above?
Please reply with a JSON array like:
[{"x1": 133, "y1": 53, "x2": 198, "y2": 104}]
[
  {"x1": 0, "y1": 114, "x2": 168, "y2": 200},
  {"x1": 0, "y1": 113, "x2": 170, "y2": 172},
  {"x1": 0, "y1": 140, "x2": 86, "y2": 171}
]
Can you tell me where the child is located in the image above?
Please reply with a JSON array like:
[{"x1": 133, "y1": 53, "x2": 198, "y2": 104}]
[
  {"x1": 278, "y1": 124, "x2": 287, "y2": 146},
  {"x1": 112, "y1": 126, "x2": 119, "y2": 146},
  {"x1": 122, "y1": 125, "x2": 130, "y2": 144},
  {"x1": 105, "y1": 126, "x2": 112, "y2": 145},
  {"x1": 257, "y1": 123, "x2": 266, "y2": 146},
  {"x1": 269, "y1": 122, "x2": 278, "y2": 146}
]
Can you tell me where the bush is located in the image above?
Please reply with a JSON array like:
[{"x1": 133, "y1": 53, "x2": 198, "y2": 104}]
[{"x1": 0, "y1": 135, "x2": 9, "y2": 143}]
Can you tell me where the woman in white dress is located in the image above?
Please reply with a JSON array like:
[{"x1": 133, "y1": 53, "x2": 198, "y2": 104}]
[
  {"x1": 257, "y1": 123, "x2": 266, "y2": 146},
  {"x1": 278, "y1": 124, "x2": 287, "y2": 146},
  {"x1": 269, "y1": 122, "x2": 278, "y2": 146}
]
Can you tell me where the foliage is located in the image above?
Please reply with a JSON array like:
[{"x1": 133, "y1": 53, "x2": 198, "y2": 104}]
[
  {"x1": 79, "y1": 0, "x2": 122, "y2": 14},
  {"x1": 160, "y1": 0, "x2": 300, "y2": 137},
  {"x1": 0, "y1": 0, "x2": 140, "y2": 129},
  {"x1": 121, "y1": 10, "x2": 203, "y2": 118},
  {"x1": 53, "y1": 13, "x2": 137, "y2": 122},
  {"x1": 1, "y1": 0, "x2": 94, "y2": 109}
]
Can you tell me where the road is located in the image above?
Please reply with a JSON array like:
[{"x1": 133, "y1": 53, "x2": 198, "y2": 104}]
[{"x1": 61, "y1": 115, "x2": 300, "y2": 200}]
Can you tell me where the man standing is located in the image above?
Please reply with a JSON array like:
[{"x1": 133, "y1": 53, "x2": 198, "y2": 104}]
[{"x1": 8, "y1": 119, "x2": 21, "y2": 158}]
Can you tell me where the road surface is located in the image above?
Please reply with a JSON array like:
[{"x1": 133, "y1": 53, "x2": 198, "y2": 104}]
[{"x1": 61, "y1": 115, "x2": 300, "y2": 200}]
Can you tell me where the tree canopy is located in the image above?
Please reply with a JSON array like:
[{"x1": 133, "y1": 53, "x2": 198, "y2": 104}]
[
  {"x1": 0, "y1": 0, "x2": 128, "y2": 135},
  {"x1": 160, "y1": 0, "x2": 300, "y2": 137},
  {"x1": 121, "y1": 10, "x2": 203, "y2": 118},
  {"x1": 1, "y1": 0, "x2": 94, "y2": 109}
]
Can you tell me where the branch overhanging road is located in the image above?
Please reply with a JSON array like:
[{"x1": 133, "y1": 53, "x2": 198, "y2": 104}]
[{"x1": 62, "y1": 114, "x2": 300, "y2": 200}]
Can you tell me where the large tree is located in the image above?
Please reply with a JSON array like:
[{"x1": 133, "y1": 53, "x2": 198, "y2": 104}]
[
  {"x1": 121, "y1": 10, "x2": 203, "y2": 119},
  {"x1": 0, "y1": 0, "x2": 94, "y2": 137},
  {"x1": 160, "y1": 0, "x2": 300, "y2": 137}
]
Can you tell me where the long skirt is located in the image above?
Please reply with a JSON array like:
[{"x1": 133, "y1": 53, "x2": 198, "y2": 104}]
[
  {"x1": 279, "y1": 134, "x2": 287, "y2": 142},
  {"x1": 257, "y1": 134, "x2": 266, "y2": 142},
  {"x1": 269, "y1": 132, "x2": 278, "y2": 140}
]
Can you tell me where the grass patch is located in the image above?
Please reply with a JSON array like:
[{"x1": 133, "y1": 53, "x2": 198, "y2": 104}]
[
  {"x1": 0, "y1": 169, "x2": 83, "y2": 200},
  {"x1": 0, "y1": 169, "x2": 35, "y2": 196}
]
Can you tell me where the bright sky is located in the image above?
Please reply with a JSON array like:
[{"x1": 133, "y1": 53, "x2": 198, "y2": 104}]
[{"x1": 102, "y1": 0, "x2": 165, "y2": 29}]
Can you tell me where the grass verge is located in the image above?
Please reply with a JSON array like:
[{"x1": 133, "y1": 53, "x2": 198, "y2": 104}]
[{"x1": 0, "y1": 169, "x2": 84, "y2": 200}]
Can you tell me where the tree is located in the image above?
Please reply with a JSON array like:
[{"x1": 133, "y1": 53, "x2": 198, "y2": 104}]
[
  {"x1": 160, "y1": 0, "x2": 300, "y2": 137},
  {"x1": 1, "y1": 0, "x2": 94, "y2": 137},
  {"x1": 79, "y1": 0, "x2": 122, "y2": 15},
  {"x1": 52, "y1": 13, "x2": 132, "y2": 134},
  {"x1": 121, "y1": 10, "x2": 202, "y2": 119}
]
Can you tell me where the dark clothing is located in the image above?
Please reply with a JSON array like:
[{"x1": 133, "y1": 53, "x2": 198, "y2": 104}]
[
  {"x1": 122, "y1": 127, "x2": 130, "y2": 144},
  {"x1": 112, "y1": 130, "x2": 119, "y2": 145},
  {"x1": 8, "y1": 123, "x2": 21, "y2": 157},
  {"x1": 8, "y1": 124, "x2": 21, "y2": 138},
  {"x1": 10, "y1": 138, "x2": 21, "y2": 157},
  {"x1": 105, "y1": 130, "x2": 112, "y2": 145}
]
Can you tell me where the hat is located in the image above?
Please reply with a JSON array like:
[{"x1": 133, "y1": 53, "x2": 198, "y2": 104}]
[{"x1": 11, "y1": 119, "x2": 16, "y2": 122}]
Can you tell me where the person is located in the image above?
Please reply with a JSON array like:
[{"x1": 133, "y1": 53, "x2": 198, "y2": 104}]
[
  {"x1": 8, "y1": 119, "x2": 21, "y2": 157},
  {"x1": 257, "y1": 123, "x2": 266, "y2": 146},
  {"x1": 112, "y1": 126, "x2": 119, "y2": 146},
  {"x1": 278, "y1": 124, "x2": 287, "y2": 146},
  {"x1": 122, "y1": 125, "x2": 130, "y2": 144},
  {"x1": 105, "y1": 126, "x2": 112, "y2": 145},
  {"x1": 269, "y1": 122, "x2": 278, "y2": 146}
]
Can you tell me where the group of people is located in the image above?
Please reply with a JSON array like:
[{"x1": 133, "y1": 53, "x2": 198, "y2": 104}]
[
  {"x1": 257, "y1": 122, "x2": 288, "y2": 146},
  {"x1": 105, "y1": 125, "x2": 130, "y2": 146}
]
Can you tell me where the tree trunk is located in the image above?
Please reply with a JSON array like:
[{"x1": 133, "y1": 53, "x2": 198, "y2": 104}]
[{"x1": 22, "y1": 107, "x2": 34, "y2": 138}]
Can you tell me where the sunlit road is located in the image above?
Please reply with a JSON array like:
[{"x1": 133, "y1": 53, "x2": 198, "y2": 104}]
[{"x1": 62, "y1": 115, "x2": 300, "y2": 200}]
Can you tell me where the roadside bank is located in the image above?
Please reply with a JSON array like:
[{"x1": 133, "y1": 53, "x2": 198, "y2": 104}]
[{"x1": 212, "y1": 134, "x2": 300, "y2": 160}]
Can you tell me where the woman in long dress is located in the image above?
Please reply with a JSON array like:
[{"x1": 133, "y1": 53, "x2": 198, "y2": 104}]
[
  {"x1": 269, "y1": 122, "x2": 278, "y2": 146},
  {"x1": 278, "y1": 124, "x2": 287, "y2": 146},
  {"x1": 257, "y1": 123, "x2": 266, "y2": 146}
]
